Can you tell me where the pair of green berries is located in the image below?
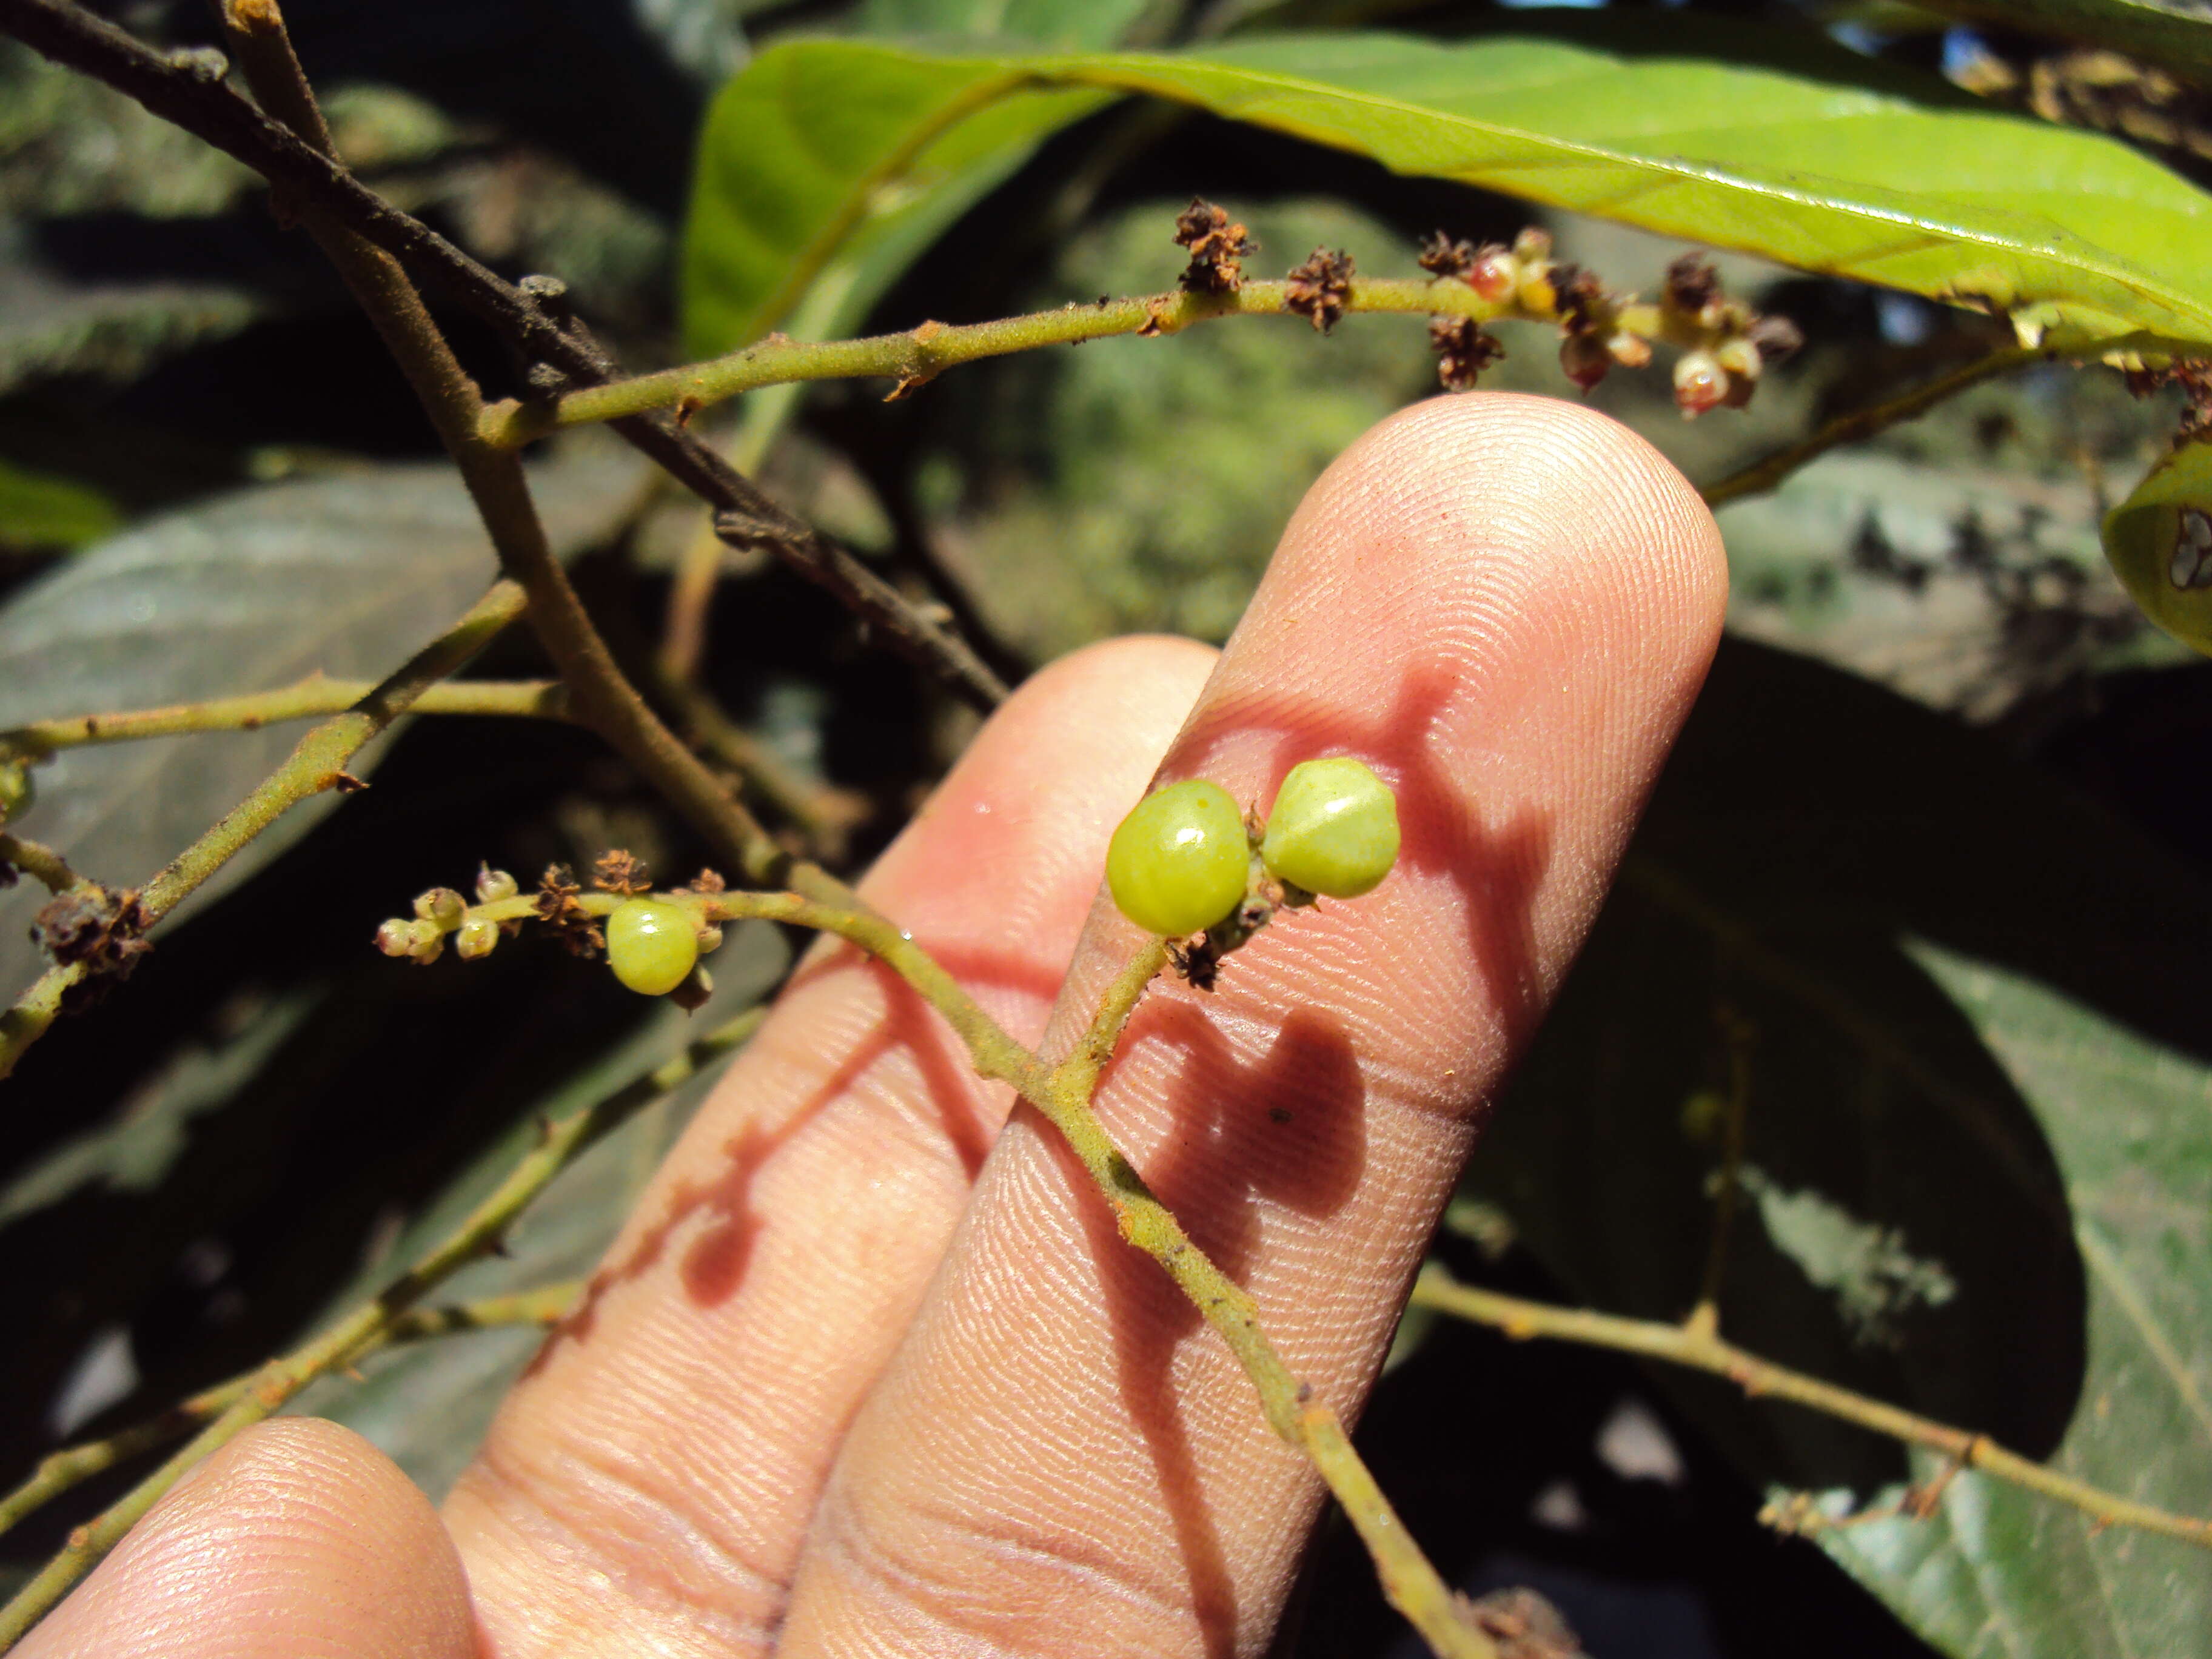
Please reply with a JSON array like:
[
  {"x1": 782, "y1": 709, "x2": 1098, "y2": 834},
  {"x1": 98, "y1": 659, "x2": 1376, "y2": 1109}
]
[{"x1": 1105, "y1": 756, "x2": 1401, "y2": 939}]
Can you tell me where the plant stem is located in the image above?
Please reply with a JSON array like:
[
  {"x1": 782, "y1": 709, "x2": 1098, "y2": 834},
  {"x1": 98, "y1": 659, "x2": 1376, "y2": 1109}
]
[
  {"x1": 1700, "y1": 344, "x2": 2051, "y2": 508},
  {"x1": 216, "y1": 0, "x2": 803, "y2": 897},
  {"x1": 0, "y1": 579, "x2": 528, "y2": 1085},
  {"x1": 481, "y1": 278, "x2": 1526, "y2": 445},
  {"x1": 1686, "y1": 1005, "x2": 1752, "y2": 1340},
  {"x1": 1412, "y1": 1267, "x2": 2212, "y2": 1551},
  {"x1": 0, "y1": 0, "x2": 1005, "y2": 712},
  {"x1": 0, "y1": 1282, "x2": 579, "y2": 1541},
  {"x1": 0, "y1": 1008, "x2": 764, "y2": 1648},
  {"x1": 0, "y1": 835, "x2": 77, "y2": 894},
  {"x1": 2, "y1": 679, "x2": 567, "y2": 759}
]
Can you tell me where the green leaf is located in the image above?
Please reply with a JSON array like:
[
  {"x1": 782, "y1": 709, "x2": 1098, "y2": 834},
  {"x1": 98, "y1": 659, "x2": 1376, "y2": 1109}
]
[
  {"x1": 681, "y1": 40, "x2": 1107, "y2": 355},
  {"x1": 854, "y1": 0, "x2": 1158, "y2": 48},
  {"x1": 1460, "y1": 638, "x2": 2212, "y2": 1649},
  {"x1": 0, "y1": 991, "x2": 315, "y2": 1227},
  {"x1": 686, "y1": 25, "x2": 2212, "y2": 363},
  {"x1": 0, "y1": 454, "x2": 118, "y2": 550},
  {"x1": 1807, "y1": 947, "x2": 2212, "y2": 1659},
  {"x1": 297, "y1": 941, "x2": 788, "y2": 1500},
  {"x1": 0, "y1": 441, "x2": 643, "y2": 1006}
]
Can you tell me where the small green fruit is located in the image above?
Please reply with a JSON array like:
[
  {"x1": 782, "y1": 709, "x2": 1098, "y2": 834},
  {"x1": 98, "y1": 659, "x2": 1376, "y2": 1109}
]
[
  {"x1": 1106, "y1": 779, "x2": 1251, "y2": 938},
  {"x1": 1261, "y1": 757, "x2": 1399, "y2": 899},
  {"x1": 606, "y1": 896, "x2": 701, "y2": 995}
]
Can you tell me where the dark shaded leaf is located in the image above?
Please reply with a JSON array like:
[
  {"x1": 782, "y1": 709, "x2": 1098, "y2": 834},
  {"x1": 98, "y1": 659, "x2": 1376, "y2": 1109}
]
[{"x1": 0, "y1": 441, "x2": 644, "y2": 1005}]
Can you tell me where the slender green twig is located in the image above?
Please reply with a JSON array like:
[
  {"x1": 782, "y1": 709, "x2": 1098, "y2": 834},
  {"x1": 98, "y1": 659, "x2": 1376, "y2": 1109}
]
[
  {"x1": 1412, "y1": 1267, "x2": 2212, "y2": 1551},
  {"x1": 1685, "y1": 1005, "x2": 1753, "y2": 1341},
  {"x1": 481, "y1": 277, "x2": 1540, "y2": 447},
  {"x1": 1700, "y1": 344, "x2": 2051, "y2": 508},
  {"x1": 0, "y1": 1282, "x2": 580, "y2": 1541},
  {"x1": 0, "y1": 579, "x2": 528, "y2": 1084},
  {"x1": 454, "y1": 891, "x2": 1494, "y2": 1658},
  {"x1": 0, "y1": 1008, "x2": 764, "y2": 1648},
  {"x1": 1, "y1": 677, "x2": 567, "y2": 760},
  {"x1": 0, "y1": 834, "x2": 77, "y2": 894}
]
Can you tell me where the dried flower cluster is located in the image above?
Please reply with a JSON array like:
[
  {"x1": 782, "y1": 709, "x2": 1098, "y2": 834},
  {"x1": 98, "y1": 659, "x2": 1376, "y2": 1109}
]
[
  {"x1": 32, "y1": 883, "x2": 152, "y2": 1007},
  {"x1": 1285, "y1": 247, "x2": 1356, "y2": 333},
  {"x1": 1417, "y1": 228, "x2": 1800, "y2": 413},
  {"x1": 1173, "y1": 198, "x2": 1255, "y2": 295},
  {"x1": 2124, "y1": 357, "x2": 2212, "y2": 447}
]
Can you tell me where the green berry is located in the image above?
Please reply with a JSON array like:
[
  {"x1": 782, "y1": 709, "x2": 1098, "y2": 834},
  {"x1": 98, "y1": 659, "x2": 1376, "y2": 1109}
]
[
  {"x1": 1260, "y1": 757, "x2": 1399, "y2": 900},
  {"x1": 606, "y1": 896, "x2": 700, "y2": 996},
  {"x1": 1106, "y1": 779, "x2": 1251, "y2": 938}
]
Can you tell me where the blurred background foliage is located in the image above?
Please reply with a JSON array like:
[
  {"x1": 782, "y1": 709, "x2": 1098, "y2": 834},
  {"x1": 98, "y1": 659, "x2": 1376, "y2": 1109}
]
[{"x1": 2, "y1": 4, "x2": 2211, "y2": 1657}]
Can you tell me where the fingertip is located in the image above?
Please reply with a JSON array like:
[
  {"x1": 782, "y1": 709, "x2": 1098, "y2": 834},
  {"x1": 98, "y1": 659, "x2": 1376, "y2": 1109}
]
[{"x1": 19, "y1": 1419, "x2": 474, "y2": 1659}]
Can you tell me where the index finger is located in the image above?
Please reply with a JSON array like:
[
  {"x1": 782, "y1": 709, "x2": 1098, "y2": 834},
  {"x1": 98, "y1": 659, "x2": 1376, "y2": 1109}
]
[{"x1": 776, "y1": 391, "x2": 1729, "y2": 1657}]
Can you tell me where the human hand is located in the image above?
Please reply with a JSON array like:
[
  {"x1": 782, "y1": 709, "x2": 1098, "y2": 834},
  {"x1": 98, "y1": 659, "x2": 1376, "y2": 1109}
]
[{"x1": 19, "y1": 392, "x2": 1724, "y2": 1659}]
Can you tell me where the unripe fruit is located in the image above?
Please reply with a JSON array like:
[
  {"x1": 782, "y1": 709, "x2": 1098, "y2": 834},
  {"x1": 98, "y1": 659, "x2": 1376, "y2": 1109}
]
[
  {"x1": 1106, "y1": 779, "x2": 1251, "y2": 938},
  {"x1": 475, "y1": 865, "x2": 518, "y2": 903},
  {"x1": 1260, "y1": 757, "x2": 1400, "y2": 900},
  {"x1": 606, "y1": 896, "x2": 700, "y2": 995},
  {"x1": 455, "y1": 918, "x2": 500, "y2": 960}
]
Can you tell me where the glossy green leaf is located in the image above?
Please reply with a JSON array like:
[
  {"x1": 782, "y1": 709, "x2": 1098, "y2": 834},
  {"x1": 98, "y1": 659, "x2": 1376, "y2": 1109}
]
[
  {"x1": 1460, "y1": 638, "x2": 2212, "y2": 1654},
  {"x1": 1802, "y1": 946, "x2": 2212, "y2": 1659},
  {"x1": 680, "y1": 42, "x2": 1107, "y2": 355},
  {"x1": 685, "y1": 24, "x2": 2212, "y2": 367},
  {"x1": 2099, "y1": 435, "x2": 2212, "y2": 655}
]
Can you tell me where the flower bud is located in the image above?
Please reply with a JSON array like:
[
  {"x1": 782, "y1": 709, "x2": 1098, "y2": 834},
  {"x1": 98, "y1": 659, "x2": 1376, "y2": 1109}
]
[
  {"x1": 1714, "y1": 335, "x2": 1762, "y2": 380},
  {"x1": 1673, "y1": 350, "x2": 1728, "y2": 417},
  {"x1": 1510, "y1": 226, "x2": 1553, "y2": 264},
  {"x1": 374, "y1": 917, "x2": 414, "y2": 957},
  {"x1": 406, "y1": 917, "x2": 446, "y2": 963},
  {"x1": 414, "y1": 886, "x2": 465, "y2": 927},
  {"x1": 475, "y1": 865, "x2": 519, "y2": 903},
  {"x1": 455, "y1": 918, "x2": 500, "y2": 959},
  {"x1": 1558, "y1": 332, "x2": 1610, "y2": 390},
  {"x1": 695, "y1": 923, "x2": 724, "y2": 954},
  {"x1": 1466, "y1": 250, "x2": 1518, "y2": 303}
]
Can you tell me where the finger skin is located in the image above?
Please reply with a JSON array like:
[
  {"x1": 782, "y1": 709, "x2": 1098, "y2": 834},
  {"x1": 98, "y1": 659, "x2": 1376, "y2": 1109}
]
[
  {"x1": 17, "y1": 1419, "x2": 473, "y2": 1659},
  {"x1": 443, "y1": 636, "x2": 1219, "y2": 1657},
  {"x1": 777, "y1": 393, "x2": 1729, "y2": 1658}
]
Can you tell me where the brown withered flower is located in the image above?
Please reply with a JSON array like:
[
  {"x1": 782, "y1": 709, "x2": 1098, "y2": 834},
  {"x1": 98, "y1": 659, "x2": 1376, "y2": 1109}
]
[
  {"x1": 536, "y1": 863, "x2": 605, "y2": 958},
  {"x1": 1285, "y1": 247, "x2": 1355, "y2": 333},
  {"x1": 1173, "y1": 198, "x2": 1255, "y2": 295},
  {"x1": 1429, "y1": 316, "x2": 1505, "y2": 391},
  {"x1": 33, "y1": 883, "x2": 152, "y2": 1007}
]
